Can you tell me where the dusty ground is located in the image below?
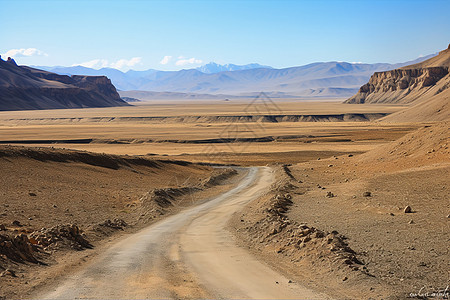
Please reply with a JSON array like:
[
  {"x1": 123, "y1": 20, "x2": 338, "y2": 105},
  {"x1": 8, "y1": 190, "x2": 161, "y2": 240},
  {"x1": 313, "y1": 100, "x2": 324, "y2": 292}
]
[
  {"x1": 230, "y1": 122, "x2": 449, "y2": 299},
  {"x1": 33, "y1": 167, "x2": 329, "y2": 300},
  {"x1": 1, "y1": 101, "x2": 447, "y2": 299},
  {"x1": 0, "y1": 146, "x2": 240, "y2": 299},
  {"x1": 0, "y1": 101, "x2": 416, "y2": 165}
]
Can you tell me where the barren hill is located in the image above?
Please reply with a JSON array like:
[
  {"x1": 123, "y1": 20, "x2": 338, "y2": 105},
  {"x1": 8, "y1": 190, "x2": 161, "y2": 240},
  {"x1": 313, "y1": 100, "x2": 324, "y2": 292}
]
[
  {"x1": 345, "y1": 44, "x2": 450, "y2": 105},
  {"x1": 0, "y1": 56, "x2": 129, "y2": 111},
  {"x1": 380, "y1": 87, "x2": 450, "y2": 122},
  {"x1": 357, "y1": 121, "x2": 449, "y2": 169}
]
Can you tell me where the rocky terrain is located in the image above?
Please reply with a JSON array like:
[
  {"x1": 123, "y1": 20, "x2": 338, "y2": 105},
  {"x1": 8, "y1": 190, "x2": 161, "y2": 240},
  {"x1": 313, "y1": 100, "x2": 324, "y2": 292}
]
[
  {"x1": 0, "y1": 56, "x2": 128, "y2": 111},
  {"x1": 0, "y1": 146, "x2": 238, "y2": 299},
  {"x1": 231, "y1": 121, "x2": 449, "y2": 299},
  {"x1": 345, "y1": 44, "x2": 450, "y2": 108}
]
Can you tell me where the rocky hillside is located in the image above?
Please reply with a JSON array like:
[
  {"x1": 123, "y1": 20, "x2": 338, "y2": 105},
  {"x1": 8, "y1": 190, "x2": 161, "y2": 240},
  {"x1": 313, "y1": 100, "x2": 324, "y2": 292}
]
[
  {"x1": 345, "y1": 44, "x2": 450, "y2": 105},
  {"x1": 0, "y1": 56, "x2": 129, "y2": 111}
]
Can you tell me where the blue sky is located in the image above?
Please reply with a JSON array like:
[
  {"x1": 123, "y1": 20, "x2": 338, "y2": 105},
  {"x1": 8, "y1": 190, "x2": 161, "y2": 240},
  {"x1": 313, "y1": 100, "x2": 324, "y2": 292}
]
[{"x1": 1, "y1": 0, "x2": 449, "y2": 71}]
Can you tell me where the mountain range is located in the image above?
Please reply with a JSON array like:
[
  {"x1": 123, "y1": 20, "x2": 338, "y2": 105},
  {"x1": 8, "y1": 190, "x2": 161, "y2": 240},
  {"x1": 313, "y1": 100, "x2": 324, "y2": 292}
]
[
  {"x1": 196, "y1": 62, "x2": 272, "y2": 74},
  {"x1": 34, "y1": 56, "x2": 436, "y2": 99}
]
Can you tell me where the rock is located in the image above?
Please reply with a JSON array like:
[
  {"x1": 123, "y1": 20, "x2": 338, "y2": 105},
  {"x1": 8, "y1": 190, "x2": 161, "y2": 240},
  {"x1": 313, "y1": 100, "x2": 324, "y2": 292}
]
[
  {"x1": 7, "y1": 57, "x2": 17, "y2": 65},
  {"x1": 348, "y1": 154, "x2": 353, "y2": 157},
  {"x1": 363, "y1": 191, "x2": 372, "y2": 197},
  {"x1": 404, "y1": 205, "x2": 412, "y2": 213},
  {"x1": 342, "y1": 276, "x2": 348, "y2": 281},
  {"x1": 11, "y1": 220, "x2": 22, "y2": 227},
  {"x1": 28, "y1": 192, "x2": 37, "y2": 196},
  {"x1": 28, "y1": 237, "x2": 38, "y2": 245},
  {"x1": 0, "y1": 224, "x2": 6, "y2": 231},
  {"x1": 408, "y1": 219, "x2": 415, "y2": 224},
  {"x1": 1, "y1": 269, "x2": 17, "y2": 277},
  {"x1": 328, "y1": 164, "x2": 333, "y2": 167},
  {"x1": 326, "y1": 191, "x2": 335, "y2": 198},
  {"x1": 30, "y1": 223, "x2": 92, "y2": 250}
]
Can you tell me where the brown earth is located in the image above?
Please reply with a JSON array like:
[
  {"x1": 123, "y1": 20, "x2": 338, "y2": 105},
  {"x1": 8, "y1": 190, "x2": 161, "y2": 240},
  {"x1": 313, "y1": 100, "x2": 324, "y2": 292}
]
[
  {"x1": 0, "y1": 99, "x2": 448, "y2": 299},
  {"x1": 380, "y1": 86, "x2": 450, "y2": 122},
  {"x1": 230, "y1": 121, "x2": 449, "y2": 299},
  {"x1": 0, "y1": 146, "x2": 240, "y2": 299}
]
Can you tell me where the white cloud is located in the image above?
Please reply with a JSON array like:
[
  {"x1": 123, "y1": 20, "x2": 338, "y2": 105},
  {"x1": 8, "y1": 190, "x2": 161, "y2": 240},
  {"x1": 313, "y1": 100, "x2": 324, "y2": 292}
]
[
  {"x1": 74, "y1": 59, "x2": 109, "y2": 69},
  {"x1": 73, "y1": 57, "x2": 142, "y2": 71},
  {"x1": 3, "y1": 48, "x2": 48, "y2": 58},
  {"x1": 175, "y1": 57, "x2": 203, "y2": 66},
  {"x1": 110, "y1": 57, "x2": 142, "y2": 69},
  {"x1": 160, "y1": 55, "x2": 172, "y2": 65}
]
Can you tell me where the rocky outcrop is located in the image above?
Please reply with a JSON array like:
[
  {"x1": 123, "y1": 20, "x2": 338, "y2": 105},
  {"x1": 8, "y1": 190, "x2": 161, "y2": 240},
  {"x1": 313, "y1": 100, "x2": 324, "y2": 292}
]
[
  {"x1": 345, "y1": 45, "x2": 450, "y2": 105},
  {"x1": 0, "y1": 57, "x2": 129, "y2": 111},
  {"x1": 345, "y1": 67, "x2": 449, "y2": 104}
]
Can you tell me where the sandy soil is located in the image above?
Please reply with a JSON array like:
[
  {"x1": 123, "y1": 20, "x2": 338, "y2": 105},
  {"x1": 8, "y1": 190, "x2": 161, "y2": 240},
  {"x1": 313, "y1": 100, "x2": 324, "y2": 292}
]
[
  {"x1": 33, "y1": 167, "x2": 328, "y2": 299},
  {"x1": 0, "y1": 101, "x2": 417, "y2": 165},
  {"x1": 1, "y1": 101, "x2": 447, "y2": 299},
  {"x1": 230, "y1": 122, "x2": 449, "y2": 299},
  {"x1": 0, "y1": 146, "x2": 240, "y2": 299}
]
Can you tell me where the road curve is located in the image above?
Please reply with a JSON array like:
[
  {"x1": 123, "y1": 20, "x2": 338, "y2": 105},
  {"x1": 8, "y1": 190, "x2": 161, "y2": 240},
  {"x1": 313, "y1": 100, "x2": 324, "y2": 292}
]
[{"x1": 36, "y1": 167, "x2": 326, "y2": 299}]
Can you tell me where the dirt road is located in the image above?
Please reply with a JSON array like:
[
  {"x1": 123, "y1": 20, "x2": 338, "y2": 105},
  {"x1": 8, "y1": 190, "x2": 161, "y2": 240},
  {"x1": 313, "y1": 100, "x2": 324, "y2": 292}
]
[{"x1": 36, "y1": 167, "x2": 327, "y2": 299}]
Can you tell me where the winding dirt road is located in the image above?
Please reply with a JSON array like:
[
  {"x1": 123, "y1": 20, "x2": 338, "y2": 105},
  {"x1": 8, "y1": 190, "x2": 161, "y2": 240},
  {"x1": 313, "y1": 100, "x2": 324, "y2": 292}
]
[{"x1": 37, "y1": 167, "x2": 325, "y2": 299}]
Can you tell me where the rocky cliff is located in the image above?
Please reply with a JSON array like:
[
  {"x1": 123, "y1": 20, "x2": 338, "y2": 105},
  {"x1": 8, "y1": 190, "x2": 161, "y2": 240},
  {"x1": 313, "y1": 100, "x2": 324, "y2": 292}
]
[
  {"x1": 345, "y1": 45, "x2": 450, "y2": 105},
  {"x1": 0, "y1": 56, "x2": 129, "y2": 111}
]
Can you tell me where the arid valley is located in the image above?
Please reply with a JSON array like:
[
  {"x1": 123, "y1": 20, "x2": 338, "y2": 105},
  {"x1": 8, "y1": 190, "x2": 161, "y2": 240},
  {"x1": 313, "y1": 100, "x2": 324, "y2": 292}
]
[
  {"x1": 1, "y1": 1, "x2": 449, "y2": 299},
  {"x1": 1, "y1": 90, "x2": 449, "y2": 299}
]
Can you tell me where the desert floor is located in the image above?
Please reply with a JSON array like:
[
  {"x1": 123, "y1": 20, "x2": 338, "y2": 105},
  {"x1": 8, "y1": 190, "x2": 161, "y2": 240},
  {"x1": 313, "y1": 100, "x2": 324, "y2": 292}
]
[{"x1": 0, "y1": 100, "x2": 448, "y2": 299}]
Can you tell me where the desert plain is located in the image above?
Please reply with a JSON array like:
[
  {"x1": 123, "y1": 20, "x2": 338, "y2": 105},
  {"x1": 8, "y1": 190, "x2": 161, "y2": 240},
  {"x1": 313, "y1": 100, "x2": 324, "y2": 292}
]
[{"x1": 0, "y1": 97, "x2": 448, "y2": 299}]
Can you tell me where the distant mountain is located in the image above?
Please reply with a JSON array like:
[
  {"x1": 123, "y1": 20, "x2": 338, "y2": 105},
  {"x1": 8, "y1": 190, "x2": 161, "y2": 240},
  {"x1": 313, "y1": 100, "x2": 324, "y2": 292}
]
[
  {"x1": 0, "y1": 58, "x2": 128, "y2": 111},
  {"x1": 196, "y1": 62, "x2": 272, "y2": 74},
  {"x1": 34, "y1": 54, "x2": 437, "y2": 98}
]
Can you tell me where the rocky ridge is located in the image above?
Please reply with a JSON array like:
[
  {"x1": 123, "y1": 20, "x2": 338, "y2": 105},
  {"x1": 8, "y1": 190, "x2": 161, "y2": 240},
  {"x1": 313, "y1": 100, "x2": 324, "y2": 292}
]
[
  {"x1": 0, "y1": 56, "x2": 129, "y2": 111},
  {"x1": 345, "y1": 44, "x2": 450, "y2": 105}
]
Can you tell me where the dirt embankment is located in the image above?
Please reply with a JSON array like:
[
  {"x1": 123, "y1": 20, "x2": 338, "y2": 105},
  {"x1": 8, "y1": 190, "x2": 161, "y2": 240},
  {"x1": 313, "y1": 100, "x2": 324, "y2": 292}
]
[
  {"x1": 0, "y1": 146, "x2": 238, "y2": 299},
  {"x1": 0, "y1": 113, "x2": 389, "y2": 125},
  {"x1": 230, "y1": 167, "x2": 390, "y2": 299},
  {"x1": 231, "y1": 122, "x2": 449, "y2": 299}
]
